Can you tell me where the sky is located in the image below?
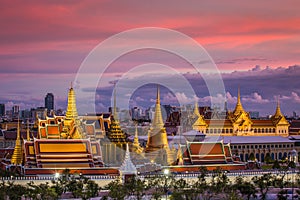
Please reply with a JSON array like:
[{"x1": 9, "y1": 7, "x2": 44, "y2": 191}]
[{"x1": 0, "y1": 0, "x2": 300, "y2": 117}]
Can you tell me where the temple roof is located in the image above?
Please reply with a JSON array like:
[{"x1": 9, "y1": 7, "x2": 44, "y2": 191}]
[{"x1": 251, "y1": 120, "x2": 274, "y2": 126}]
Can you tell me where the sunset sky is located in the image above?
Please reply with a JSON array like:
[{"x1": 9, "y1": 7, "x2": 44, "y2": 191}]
[{"x1": 1, "y1": 0, "x2": 300, "y2": 116}]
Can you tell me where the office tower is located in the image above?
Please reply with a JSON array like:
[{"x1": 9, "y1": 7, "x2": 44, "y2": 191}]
[{"x1": 45, "y1": 93, "x2": 54, "y2": 112}]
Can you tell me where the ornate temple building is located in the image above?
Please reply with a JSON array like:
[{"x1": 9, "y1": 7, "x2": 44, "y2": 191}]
[
  {"x1": 173, "y1": 130, "x2": 245, "y2": 172},
  {"x1": 145, "y1": 86, "x2": 175, "y2": 165},
  {"x1": 193, "y1": 89, "x2": 290, "y2": 137},
  {"x1": 1, "y1": 86, "x2": 119, "y2": 175},
  {"x1": 101, "y1": 87, "x2": 128, "y2": 165}
]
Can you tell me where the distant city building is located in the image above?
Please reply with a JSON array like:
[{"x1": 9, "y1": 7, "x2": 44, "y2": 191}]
[
  {"x1": 20, "y1": 109, "x2": 31, "y2": 120},
  {"x1": 32, "y1": 107, "x2": 47, "y2": 120},
  {"x1": 131, "y1": 107, "x2": 142, "y2": 120},
  {"x1": 293, "y1": 111, "x2": 298, "y2": 119},
  {"x1": 249, "y1": 111, "x2": 260, "y2": 119},
  {"x1": 44, "y1": 93, "x2": 54, "y2": 113},
  {"x1": 12, "y1": 105, "x2": 20, "y2": 118},
  {"x1": 0, "y1": 104, "x2": 5, "y2": 116}
]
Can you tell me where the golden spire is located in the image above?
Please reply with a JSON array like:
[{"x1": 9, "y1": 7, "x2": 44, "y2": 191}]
[
  {"x1": 11, "y1": 118, "x2": 23, "y2": 165},
  {"x1": 145, "y1": 85, "x2": 174, "y2": 165},
  {"x1": 65, "y1": 84, "x2": 78, "y2": 119},
  {"x1": 26, "y1": 119, "x2": 30, "y2": 141},
  {"x1": 274, "y1": 97, "x2": 282, "y2": 117},
  {"x1": 193, "y1": 101, "x2": 200, "y2": 117},
  {"x1": 107, "y1": 84, "x2": 128, "y2": 144},
  {"x1": 133, "y1": 123, "x2": 139, "y2": 145},
  {"x1": 113, "y1": 84, "x2": 118, "y2": 121},
  {"x1": 233, "y1": 87, "x2": 245, "y2": 115},
  {"x1": 152, "y1": 85, "x2": 164, "y2": 128},
  {"x1": 61, "y1": 85, "x2": 84, "y2": 139},
  {"x1": 132, "y1": 123, "x2": 143, "y2": 154}
]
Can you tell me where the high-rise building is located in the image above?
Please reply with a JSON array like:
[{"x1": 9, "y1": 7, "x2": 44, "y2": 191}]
[
  {"x1": 12, "y1": 105, "x2": 20, "y2": 118},
  {"x1": 0, "y1": 104, "x2": 5, "y2": 116},
  {"x1": 44, "y1": 93, "x2": 54, "y2": 112}
]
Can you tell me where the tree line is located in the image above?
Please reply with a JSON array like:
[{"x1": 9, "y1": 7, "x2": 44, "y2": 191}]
[{"x1": 0, "y1": 167, "x2": 299, "y2": 200}]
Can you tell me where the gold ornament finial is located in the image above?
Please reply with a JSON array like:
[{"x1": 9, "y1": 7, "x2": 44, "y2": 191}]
[{"x1": 26, "y1": 119, "x2": 30, "y2": 141}]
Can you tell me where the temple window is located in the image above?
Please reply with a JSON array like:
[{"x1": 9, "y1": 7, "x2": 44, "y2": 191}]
[
  {"x1": 263, "y1": 145, "x2": 266, "y2": 148},
  {"x1": 259, "y1": 145, "x2": 262, "y2": 148}
]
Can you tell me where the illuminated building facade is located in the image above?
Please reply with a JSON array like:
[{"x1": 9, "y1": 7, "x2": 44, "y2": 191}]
[
  {"x1": 1, "y1": 86, "x2": 118, "y2": 176},
  {"x1": 193, "y1": 89, "x2": 290, "y2": 137}
]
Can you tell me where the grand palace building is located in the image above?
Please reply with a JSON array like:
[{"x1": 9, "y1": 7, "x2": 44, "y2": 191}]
[{"x1": 0, "y1": 86, "x2": 299, "y2": 175}]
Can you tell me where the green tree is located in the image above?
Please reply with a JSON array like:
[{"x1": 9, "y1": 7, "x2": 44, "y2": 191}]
[
  {"x1": 105, "y1": 180, "x2": 127, "y2": 200},
  {"x1": 272, "y1": 159, "x2": 281, "y2": 169},
  {"x1": 288, "y1": 161, "x2": 296, "y2": 168},
  {"x1": 277, "y1": 189, "x2": 288, "y2": 200},
  {"x1": 234, "y1": 176, "x2": 257, "y2": 200},
  {"x1": 171, "y1": 178, "x2": 200, "y2": 200},
  {"x1": 249, "y1": 153, "x2": 255, "y2": 161},
  {"x1": 5, "y1": 181, "x2": 27, "y2": 200},
  {"x1": 265, "y1": 153, "x2": 273, "y2": 164},
  {"x1": 124, "y1": 176, "x2": 147, "y2": 200},
  {"x1": 252, "y1": 173, "x2": 274, "y2": 200}
]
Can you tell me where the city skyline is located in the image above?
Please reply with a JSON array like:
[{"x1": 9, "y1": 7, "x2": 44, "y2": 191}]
[{"x1": 0, "y1": 1, "x2": 300, "y2": 116}]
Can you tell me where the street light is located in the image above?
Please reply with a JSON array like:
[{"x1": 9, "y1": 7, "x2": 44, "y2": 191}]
[
  {"x1": 164, "y1": 169, "x2": 170, "y2": 176},
  {"x1": 163, "y1": 169, "x2": 170, "y2": 199},
  {"x1": 54, "y1": 172, "x2": 60, "y2": 179}
]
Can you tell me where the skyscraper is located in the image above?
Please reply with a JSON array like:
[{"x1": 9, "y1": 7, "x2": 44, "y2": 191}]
[
  {"x1": 12, "y1": 105, "x2": 20, "y2": 118},
  {"x1": 44, "y1": 93, "x2": 54, "y2": 112},
  {"x1": 0, "y1": 104, "x2": 5, "y2": 116}
]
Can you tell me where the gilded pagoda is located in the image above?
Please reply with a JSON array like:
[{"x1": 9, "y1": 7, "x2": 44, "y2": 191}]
[{"x1": 145, "y1": 86, "x2": 175, "y2": 165}]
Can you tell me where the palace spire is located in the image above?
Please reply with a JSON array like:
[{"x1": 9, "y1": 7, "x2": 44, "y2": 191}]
[
  {"x1": 193, "y1": 101, "x2": 200, "y2": 117},
  {"x1": 145, "y1": 85, "x2": 174, "y2": 164},
  {"x1": 274, "y1": 98, "x2": 282, "y2": 118},
  {"x1": 132, "y1": 123, "x2": 143, "y2": 154},
  {"x1": 233, "y1": 87, "x2": 245, "y2": 115},
  {"x1": 11, "y1": 118, "x2": 23, "y2": 165},
  {"x1": 152, "y1": 85, "x2": 164, "y2": 128},
  {"x1": 65, "y1": 83, "x2": 78, "y2": 120},
  {"x1": 61, "y1": 84, "x2": 84, "y2": 139}
]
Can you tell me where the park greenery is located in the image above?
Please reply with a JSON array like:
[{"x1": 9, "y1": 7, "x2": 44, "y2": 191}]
[{"x1": 0, "y1": 167, "x2": 299, "y2": 200}]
